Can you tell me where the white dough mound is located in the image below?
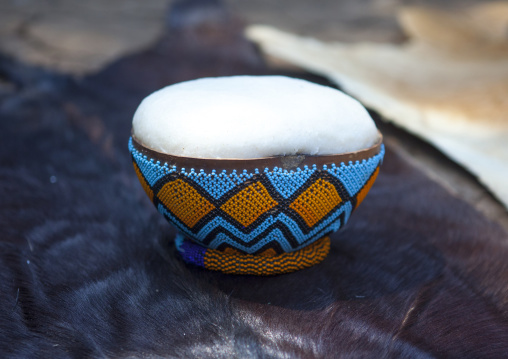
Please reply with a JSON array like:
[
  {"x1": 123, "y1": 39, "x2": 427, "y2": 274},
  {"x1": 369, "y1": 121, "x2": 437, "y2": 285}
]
[{"x1": 132, "y1": 76, "x2": 379, "y2": 159}]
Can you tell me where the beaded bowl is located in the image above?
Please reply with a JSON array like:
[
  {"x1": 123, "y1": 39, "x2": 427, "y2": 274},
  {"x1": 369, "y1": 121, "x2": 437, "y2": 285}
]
[{"x1": 129, "y1": 133, "x2": 384, "y2": 275}]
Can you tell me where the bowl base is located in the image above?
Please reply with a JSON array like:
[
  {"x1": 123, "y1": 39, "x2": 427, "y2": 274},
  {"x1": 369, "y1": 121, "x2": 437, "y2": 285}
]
[{"x1": 175, "y1": 235, "x2": 330, "y2": 276}]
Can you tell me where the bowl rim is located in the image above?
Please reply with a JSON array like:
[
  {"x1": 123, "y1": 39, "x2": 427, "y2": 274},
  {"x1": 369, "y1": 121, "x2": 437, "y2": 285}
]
[{"x1": 131, "y1": 130, "x2": 383, "y2": 172}]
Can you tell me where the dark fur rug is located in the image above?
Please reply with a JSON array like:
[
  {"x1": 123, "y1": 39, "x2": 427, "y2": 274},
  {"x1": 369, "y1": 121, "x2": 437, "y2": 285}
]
[{"x1": 1, "y1": 5, "x2": 508, "y2": 358}]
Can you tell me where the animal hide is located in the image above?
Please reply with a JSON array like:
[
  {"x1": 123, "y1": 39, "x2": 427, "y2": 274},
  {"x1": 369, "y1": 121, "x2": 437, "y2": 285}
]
[
  {"x1": 246, "y1": 2, "x2": 508, "y2": 210},
  {"x1": 1, "y1": 5, "x2": 508, "y2": 358}
]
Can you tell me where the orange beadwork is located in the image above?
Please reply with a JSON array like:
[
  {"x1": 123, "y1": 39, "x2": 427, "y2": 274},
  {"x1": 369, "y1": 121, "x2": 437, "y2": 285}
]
[
  {"x1": 220, "y1": 181, "x2": 278, "y2": 227},
  {"x1": 130, "y1": 135, "x2": 385, "y2": 275},
  {"x1": 355, "y1": 167, "x2": 379, "y2": 209},
  {"x1": 203, "y1": 236, "x2": 331, "y2": 275},
  {"x1": 133, "y1": 162, "x2": 154, "y2": 201},
  {"x1": 258, "y1": 248, "x2": 277, "y2": 257},
  {"x1": 157, "y1": 179, "x2": 215, "y2": 228},
  {"x1": 289, "y1": 178, "x2": 342, "y2": 227}
]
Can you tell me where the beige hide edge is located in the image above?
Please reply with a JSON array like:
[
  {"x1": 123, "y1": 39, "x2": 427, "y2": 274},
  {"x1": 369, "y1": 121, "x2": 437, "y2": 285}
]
[{"x1": 245, "y1": 3, "x2": 508, "y2": 210}]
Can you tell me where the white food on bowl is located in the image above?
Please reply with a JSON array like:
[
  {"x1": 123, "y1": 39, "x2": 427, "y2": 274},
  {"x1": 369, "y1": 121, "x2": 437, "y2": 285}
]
[{"x1": 132, "y1": 76, "x2": 379, "y2": 159}]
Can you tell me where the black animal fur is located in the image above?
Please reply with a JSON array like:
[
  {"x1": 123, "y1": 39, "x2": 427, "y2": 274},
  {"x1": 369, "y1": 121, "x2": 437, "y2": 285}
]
[{"x1": 1, "y1": 3, "x2": 508, "y2": 358}]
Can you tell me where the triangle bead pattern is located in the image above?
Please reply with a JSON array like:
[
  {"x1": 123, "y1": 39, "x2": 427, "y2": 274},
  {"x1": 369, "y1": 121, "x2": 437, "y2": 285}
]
[
  {"x1": 129, "y1": 138, "x2": 384, "y2": 260},
  {"x1": 265, "y1": 167, "x2": 315, "y2": 199},
  {"x1": 327, "y1": 152, "x2": 383, "y2": 197},
  {"x1": 188, "y1": 170, "x2": 247, "y2": 200}
]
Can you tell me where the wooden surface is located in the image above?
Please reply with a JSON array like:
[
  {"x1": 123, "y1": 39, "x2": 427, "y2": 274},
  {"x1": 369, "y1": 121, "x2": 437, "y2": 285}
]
[{"x1": 1, "y1": 2, "x2": 508, "y2": 358}]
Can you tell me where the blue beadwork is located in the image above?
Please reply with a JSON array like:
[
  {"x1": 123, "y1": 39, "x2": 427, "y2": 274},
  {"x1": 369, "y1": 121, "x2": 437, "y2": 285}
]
[
  {"x1": 265, "y1": 167, "x2": 315, "y2": 199},
  {"x1": 129, "y1": 137, "x2": 384, "y2": 254}
]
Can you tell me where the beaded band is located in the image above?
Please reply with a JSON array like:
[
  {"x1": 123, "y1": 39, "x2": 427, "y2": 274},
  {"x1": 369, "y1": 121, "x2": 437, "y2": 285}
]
[
  {"x1": 129, "y1": 134, "x2": 384, "y2": 275},
  {"x1": 175, "y1": 234, "x2": 331, "y2": 275}
]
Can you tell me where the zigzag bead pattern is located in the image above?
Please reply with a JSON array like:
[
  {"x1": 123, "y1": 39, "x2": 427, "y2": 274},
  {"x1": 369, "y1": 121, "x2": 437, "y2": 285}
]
[{"x1": 129, "y1": 137, "x2": 384, "y2": 258}]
